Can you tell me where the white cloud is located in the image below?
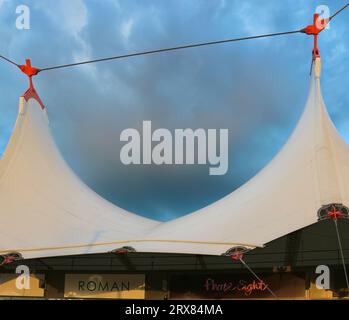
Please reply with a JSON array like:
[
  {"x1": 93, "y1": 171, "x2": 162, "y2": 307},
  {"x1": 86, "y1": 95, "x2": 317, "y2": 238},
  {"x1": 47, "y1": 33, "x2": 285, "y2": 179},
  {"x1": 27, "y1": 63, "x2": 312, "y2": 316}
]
[
  {"x1": 328, "y1": 42, "x2": 347, "y2": 64},
  {"x1": 111, "y1": 0, "x2": 121, "y2": 10},
  {"x1": 0, "y1": 0, "x2": 8, "y2": 9},
  {"x1": 120, "y1": 18, "x2": 134, "y2": 41},
  {"x1": 35, "y1": 0, "x2": 97, "y2": 76},
  {"x1": 234, "y1": 2, "x2": 274, "y2": 35},
  {"x1": 35, "y1": 0, "x2": 87, "y2": 36},
  {"x1": 35, "y1": 0, "x2": 89, "y2": 52}
]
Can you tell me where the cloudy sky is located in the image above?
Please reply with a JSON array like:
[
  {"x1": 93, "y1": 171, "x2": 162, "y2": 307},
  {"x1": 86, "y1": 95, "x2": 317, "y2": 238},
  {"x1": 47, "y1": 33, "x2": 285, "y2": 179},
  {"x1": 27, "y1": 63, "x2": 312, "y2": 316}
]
[{"x1": 0, "y1": 0, "x2": 348, "y2": 221}]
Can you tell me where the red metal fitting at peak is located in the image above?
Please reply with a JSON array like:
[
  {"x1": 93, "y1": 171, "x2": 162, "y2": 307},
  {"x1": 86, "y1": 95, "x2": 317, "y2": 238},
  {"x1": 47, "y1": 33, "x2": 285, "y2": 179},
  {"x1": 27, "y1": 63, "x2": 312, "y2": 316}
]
[
  {"x1": 301, "y1": 13, "x2": 329, "y2": 60},
  {"x1": 19, "y1": 59, "x2": 40, "y2": 78},
  {"x1": 18, "y1": 59, "x2": 45, "y2": 109},
  {"x1": 302, "y1": 13, "x2": 328, "y2": 36}
]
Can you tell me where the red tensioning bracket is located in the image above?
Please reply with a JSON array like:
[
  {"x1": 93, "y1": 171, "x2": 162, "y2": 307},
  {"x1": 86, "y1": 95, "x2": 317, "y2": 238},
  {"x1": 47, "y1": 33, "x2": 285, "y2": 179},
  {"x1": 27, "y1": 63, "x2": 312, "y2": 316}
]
[
  {"x1": 18, "y1": 59, "x2": 45, "y2": 110},
  {"x1": 19, "y1": 59, "x2": 40, "y2": 78},
  {"x1": 112, "y1": 249, "x2": 130, "y2": 254},
  {"x1": 110, "y1": 246, "x2": 136, "y2": 254},
  {"x1": 0, "y1": 252, "x2": 23, "y2": 266},
  {"x1": 230, "y1": 251, "x2": 244, "y2": 261},
  {"x1": 327, "y1": 206, "x2": 345, "y2": 220},
  {"x1": 301, "y1": 13, "x2": 329, "y2": 60},
  {"x1": 3, "y1": 255, "x2": 16, "y2": 265}
]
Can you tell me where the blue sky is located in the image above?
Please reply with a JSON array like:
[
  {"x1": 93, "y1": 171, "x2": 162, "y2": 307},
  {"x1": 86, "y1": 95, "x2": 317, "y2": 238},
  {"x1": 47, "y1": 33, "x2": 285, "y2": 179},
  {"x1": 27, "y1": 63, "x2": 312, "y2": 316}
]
[{"x1": 0, "y1": 0, "x2": 349, "y2": 221}]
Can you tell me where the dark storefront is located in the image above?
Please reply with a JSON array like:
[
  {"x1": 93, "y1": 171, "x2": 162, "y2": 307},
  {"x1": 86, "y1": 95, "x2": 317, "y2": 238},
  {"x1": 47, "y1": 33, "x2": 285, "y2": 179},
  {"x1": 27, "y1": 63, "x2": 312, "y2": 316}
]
[{"x1": 0, "y1": 219, "x2": 348, "y2": 300}]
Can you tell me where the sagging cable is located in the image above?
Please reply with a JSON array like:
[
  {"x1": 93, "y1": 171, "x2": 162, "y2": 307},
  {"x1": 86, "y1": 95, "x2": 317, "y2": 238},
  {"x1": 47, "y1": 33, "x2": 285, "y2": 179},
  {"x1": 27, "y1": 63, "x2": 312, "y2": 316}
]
[
  {"x1": 333, "y1": 219, "x2": 349, "y2": 291},
  {"x1": 0, "y1": 54, "x2": 19, "y2": 68},
  {"x1": 239, "y1": 258, "x2": 279, "y2": 299},
  {"x1": 38, "y1": 30, "x2": 301, "y2": 72},
  {"x1": 224, "y1": 246, "x2": 278, "y2": 299},
  {"x1": 330, "y1": 3, "x2": 349, "y2": 21}
]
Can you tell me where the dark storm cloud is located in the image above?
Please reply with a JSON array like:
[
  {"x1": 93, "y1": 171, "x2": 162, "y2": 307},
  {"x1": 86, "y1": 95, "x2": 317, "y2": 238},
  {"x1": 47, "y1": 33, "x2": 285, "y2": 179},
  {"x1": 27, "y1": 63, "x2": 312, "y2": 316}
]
[{"x1": 0, "y1": 0, "x2": 348, "y2": 220}]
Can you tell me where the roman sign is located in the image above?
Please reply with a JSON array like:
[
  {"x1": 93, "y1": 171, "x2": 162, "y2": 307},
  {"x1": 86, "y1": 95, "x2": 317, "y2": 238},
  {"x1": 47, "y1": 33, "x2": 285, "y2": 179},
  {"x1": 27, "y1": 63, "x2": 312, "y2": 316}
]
[{"x1": 64, "y1": 274, "x2": 145, "y2": 299}]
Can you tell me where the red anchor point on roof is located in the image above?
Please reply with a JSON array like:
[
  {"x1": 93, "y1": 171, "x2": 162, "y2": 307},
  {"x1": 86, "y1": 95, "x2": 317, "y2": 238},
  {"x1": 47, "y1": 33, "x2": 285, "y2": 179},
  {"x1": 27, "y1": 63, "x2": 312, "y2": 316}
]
[
  {"x1": 19, "y1": 59, "x2": 40, "y2": 77},
  {"x1": 18, "y1": 59, "x2": 45, "y2": 110},
  {"x1": 327, "y1": 206, "x2": 345, "y2": 220},
  {"x1": 301, "y1": 13, "x2": 329, "y2": 60},
  {"x1": 230, "y1": 251, "x2": 244, "y2": 261}
]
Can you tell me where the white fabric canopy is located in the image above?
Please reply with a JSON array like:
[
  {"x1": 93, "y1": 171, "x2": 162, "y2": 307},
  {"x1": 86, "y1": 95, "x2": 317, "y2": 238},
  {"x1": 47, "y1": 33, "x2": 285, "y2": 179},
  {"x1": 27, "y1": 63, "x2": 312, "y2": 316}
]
[
  {"x1": 1, "y1": 58, "x2": 348, "y2": 259},
  {"x1": 0, "y1": 93, "x2": 159, "y2": 259},
  {"x1": 135, "y1": 58, "x2": 349, "y2": 255}
]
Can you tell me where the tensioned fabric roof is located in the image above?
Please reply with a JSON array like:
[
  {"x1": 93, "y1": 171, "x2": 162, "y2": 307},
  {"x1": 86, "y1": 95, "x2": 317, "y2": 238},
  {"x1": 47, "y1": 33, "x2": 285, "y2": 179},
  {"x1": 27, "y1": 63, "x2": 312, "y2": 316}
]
[{"x1": 0, "y1": 57, "x2": 348, "y2": 259}]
